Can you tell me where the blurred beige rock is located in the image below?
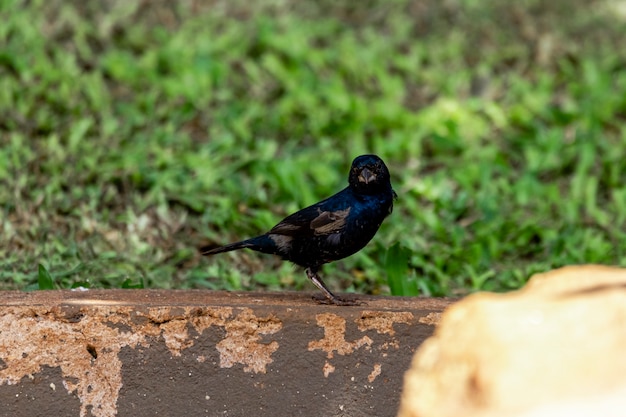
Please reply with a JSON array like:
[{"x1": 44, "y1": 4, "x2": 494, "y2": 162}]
[{"x1": 398, "y1": 265, "x2": 626, "y2": 417}]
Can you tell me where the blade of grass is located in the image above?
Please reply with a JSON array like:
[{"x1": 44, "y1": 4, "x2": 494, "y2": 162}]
[
  {"x1": 385, "y1": 243, "x2": 418, "y2": 296},
  {"x1": 37, "y1": 264, "x2": 55, "y2": 290}
]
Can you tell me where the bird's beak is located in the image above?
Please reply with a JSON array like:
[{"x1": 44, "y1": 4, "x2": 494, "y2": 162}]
[{"x1": 358, "y1": 167, "x2": 376, "y2": 184}]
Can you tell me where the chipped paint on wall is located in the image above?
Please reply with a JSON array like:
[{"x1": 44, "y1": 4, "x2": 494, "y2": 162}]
[
  {"x1": 0, "y1": 305, "x2": 281, "y2": 417},
  {"x1": 368, "y1": 363, "x2": 382, "y2": 382},
  {"x1": 308, "y1": 311, "x2": 416, "y2": 379},
  {"x1": 357, "y1": 311, "x2": 414, "y2": 335},
  {"x1": 323, "y1": 361, "x2": 336, "y2": 378},
  {"x1": 0, "y1": 307, "x2": 144, "y2": 417},
  {"x1": 418, "y1": 312, "x2": 442, "y2": 326},
  {"x1": 308, "y1": 313, "x2": 373, "y2": 359},
  {"x1": 215, "y1": 308, "x2": 282, "y2": 373},
  {"x1": 0, "y1": 295, "x2": 441, "y2": 416}
]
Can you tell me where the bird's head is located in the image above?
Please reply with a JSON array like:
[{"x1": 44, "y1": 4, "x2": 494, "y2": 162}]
[{"x1": 348, "y1": 154, "x2": 392, "y2": 195}]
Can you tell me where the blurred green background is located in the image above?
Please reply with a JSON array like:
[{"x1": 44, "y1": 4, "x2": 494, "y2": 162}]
[{"x1": 1, "y1": 0, "x2": 625, "y2": 296}]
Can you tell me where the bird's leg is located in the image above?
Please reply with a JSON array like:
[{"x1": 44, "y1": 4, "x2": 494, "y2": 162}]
[
  {"x1": 305, "y1": 267, "x2": 361, "y2": 306},
  {"x1": 305, "y1": 267, "x2": 337, "y2": 302}
]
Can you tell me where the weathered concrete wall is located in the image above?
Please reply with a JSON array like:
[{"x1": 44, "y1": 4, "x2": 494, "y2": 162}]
[{"x1": 0, "y1": 290, "x2": 452, "y2": 417}]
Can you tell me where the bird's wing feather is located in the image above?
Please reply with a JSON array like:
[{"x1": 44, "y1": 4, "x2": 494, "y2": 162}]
[
  {"x1": 269, "y1": 206, "x2": 352, "y2": 237},
  {"x1": 309, "y1": 207, "x2": 351, "y2": 235}
]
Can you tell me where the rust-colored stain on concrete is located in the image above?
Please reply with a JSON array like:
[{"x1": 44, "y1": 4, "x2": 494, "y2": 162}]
[{"x1": 0, "y1": 305, "x2": 281, "y2": 417}]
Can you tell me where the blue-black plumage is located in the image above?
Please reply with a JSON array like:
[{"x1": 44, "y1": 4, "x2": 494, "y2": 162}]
[{"x1": 201, "y1": 154, "x2": 396, "y2": 305}]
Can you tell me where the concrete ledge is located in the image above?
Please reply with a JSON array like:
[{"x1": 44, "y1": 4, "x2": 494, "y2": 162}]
[{"x1": 0, "y1": 290, "x2": 453, "y2": 417}]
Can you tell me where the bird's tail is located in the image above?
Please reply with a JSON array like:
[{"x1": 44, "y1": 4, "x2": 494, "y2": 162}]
[{"x1": 200, "y1": 239, "x2": 257, "y2": 256}]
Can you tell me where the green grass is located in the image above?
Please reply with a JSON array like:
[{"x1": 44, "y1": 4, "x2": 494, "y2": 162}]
[{"x1": 1, "y1": 0, "x2": 626, "y2": 296}]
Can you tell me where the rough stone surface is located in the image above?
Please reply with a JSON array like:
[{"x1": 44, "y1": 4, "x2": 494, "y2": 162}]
[
  {"x1": 398, "y1": 265, "x2": 626, "y2": 417},
  {"x1": 0, "y1": 290, "x2": 452, "y2": 417}
]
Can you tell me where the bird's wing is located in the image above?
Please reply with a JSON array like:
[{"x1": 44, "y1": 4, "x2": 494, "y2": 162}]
[
  {"x1": 309, "y1": 208, "x2": 351, "y2": 234},
  {"x1": 269, "y1": 206, "x2": 352, "y2": 237}
]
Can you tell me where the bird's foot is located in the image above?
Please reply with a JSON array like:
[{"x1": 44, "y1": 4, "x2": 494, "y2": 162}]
[
  {"x1": 306, "y1": 267, "x2": 365, "y2": 306},
  {"x1": 312, "y1": 294, "x2": 365, "y2": 306}
]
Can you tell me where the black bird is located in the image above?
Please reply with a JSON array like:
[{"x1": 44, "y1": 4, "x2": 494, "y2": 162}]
[{"x1": 201, "y1": 154, "x2": 396, "y2": 305}]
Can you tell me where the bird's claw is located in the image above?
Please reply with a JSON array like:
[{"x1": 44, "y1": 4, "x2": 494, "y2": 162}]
[{"x1": 313, "y1": 294, "x2": 365, "y2": 306}]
